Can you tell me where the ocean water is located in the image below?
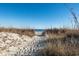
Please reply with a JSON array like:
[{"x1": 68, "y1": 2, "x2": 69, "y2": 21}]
[{"x1": 35, "y1": 29, "x2": 45, "y2": 32}]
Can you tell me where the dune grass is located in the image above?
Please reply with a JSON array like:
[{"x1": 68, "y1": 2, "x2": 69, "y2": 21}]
[
  {"x1": 37, "y1": 28, "x2": 79, "y2": 56},
  {"x1": 0, "y1": 27, "x2": 35, "y2": 37}
]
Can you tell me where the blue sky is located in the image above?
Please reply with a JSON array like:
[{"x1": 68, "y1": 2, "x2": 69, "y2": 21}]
[{"x1": 0, "y1": 3, "x2": 79, "y2": 29}]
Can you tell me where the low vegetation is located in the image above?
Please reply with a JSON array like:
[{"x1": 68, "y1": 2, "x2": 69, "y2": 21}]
[
  {"x1": 0, "y1": 27, "x2": 35, "y2": 37},
  {"x1": 37, "y1": 28, "x2": 79, "y2": 56}
]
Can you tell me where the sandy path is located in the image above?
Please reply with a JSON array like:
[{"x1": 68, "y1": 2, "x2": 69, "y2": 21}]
[{"x1": 28, "y1": 35, "x2": 47, "y2": 56}]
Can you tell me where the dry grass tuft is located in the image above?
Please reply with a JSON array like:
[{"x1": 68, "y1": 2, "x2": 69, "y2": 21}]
[{"x1": 0, "y1": 27, "x2": 35, "y2": 37}]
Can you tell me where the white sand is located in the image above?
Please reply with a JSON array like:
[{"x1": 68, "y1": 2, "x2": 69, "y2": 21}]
[{"x1": 0, "y1": 32, "x2": 47, "y2": 56}]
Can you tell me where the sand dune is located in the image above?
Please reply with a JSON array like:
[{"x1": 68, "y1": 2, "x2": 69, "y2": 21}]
[{"x1": 0, "y1": 32, "x2": 46, "y2": 56}]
